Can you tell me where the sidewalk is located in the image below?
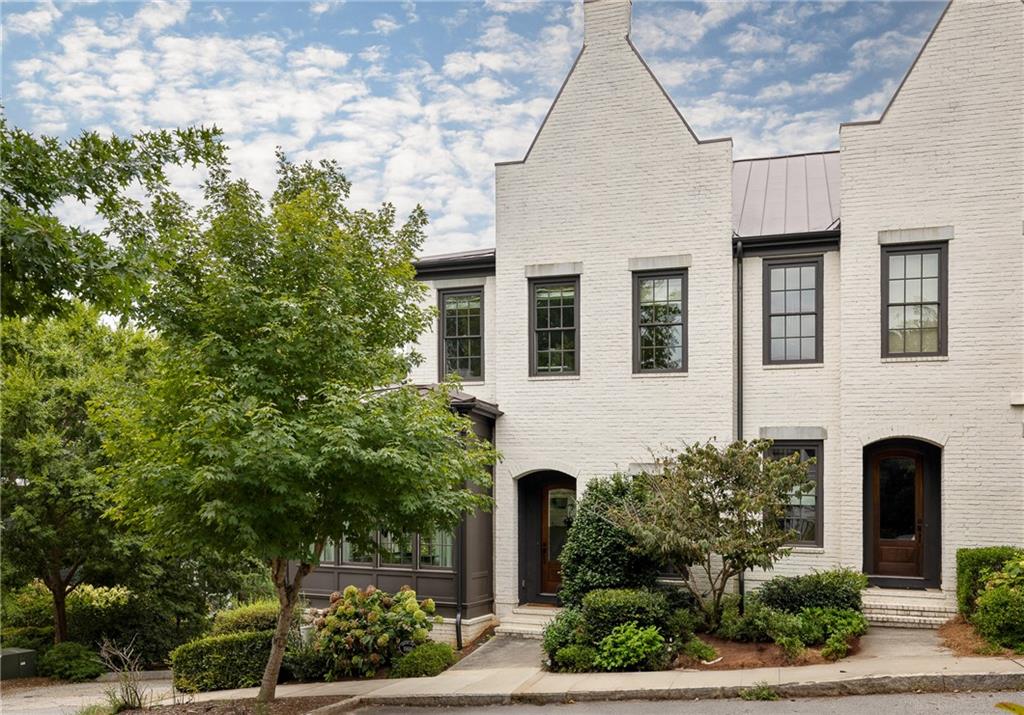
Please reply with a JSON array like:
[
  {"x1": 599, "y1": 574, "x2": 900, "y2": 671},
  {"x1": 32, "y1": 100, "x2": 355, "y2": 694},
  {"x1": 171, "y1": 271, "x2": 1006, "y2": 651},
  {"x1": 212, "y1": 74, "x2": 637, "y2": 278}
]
[{"x1": 4, "y1": 629, "x2": 1023, "y2": 714}]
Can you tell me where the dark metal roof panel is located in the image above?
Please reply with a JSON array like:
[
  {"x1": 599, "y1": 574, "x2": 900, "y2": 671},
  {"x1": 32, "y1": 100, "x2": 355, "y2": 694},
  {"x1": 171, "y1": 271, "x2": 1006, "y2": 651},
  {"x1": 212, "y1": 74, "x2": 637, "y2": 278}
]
[{"x1": 733, "y1": 151, "x2": 840, "y2": 238}]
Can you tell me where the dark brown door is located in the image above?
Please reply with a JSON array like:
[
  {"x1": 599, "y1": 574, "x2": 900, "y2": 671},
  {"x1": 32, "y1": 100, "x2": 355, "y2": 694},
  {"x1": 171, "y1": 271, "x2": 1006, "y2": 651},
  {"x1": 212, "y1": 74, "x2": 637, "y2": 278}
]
[
  {"x1": 872, "y1": 450, "x2": 924, "y2": 577},
  {"x1": 540, "y1": 483, "x2": 576, "y2": 594}
]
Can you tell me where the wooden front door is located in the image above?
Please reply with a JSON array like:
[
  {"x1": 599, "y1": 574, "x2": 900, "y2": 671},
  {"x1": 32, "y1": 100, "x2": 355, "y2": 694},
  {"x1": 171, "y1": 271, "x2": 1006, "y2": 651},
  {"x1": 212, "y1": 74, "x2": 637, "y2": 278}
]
[
  {"x1": 872, "y1": 450, "x2": 924, "y2": 577},
  {"x1": 540, "y1": 483, "x2": 576, "y2": 594}
]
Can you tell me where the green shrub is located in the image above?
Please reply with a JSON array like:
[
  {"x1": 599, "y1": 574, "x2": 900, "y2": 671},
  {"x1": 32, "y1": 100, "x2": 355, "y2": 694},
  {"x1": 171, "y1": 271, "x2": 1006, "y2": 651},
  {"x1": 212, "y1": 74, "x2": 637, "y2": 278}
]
[
  {"x1": 38, "y1": 642, "x2": 104, "y2": 682},
  {"x1": 973, "y1": 585, "x2": 1024, "y2": 651},
  {"x1": 170, "y1": 630, "x2": 273, "y2": 692},
  {"x1": 821, "y1": 632, "x2": 852, "y2": 661},
  {"x1": 553, "y1": 644, "x2": 597, "y2": 673},
  {"x1": 714, "y1": 595, "x2": 750, "y2": 641},
  {"x1": 558, "y1": 475, "x2": 662, "y2": 606},
  {"x1": 391, "y1": 642, "x2": 456, "y2": 678},
  {"x1": 664, "y1": 608, "x2": 699, "y2": 643},
  {"x1": 956, "y1": 546, "x2": 1023, "y2": 615},
  {"x1": 740, "y1": 681, "x2": 779, "y2": 701},
  {"x1": 581, "y1": 588, "x2": 669, "y2": 643},
  {"x1": 542, "y1": 607, "x2": 585, "y2": 660},
  {"x1": 593, "y1": 622, "x2": 668, "y2": 672},
  {"x1": 283, "y1": 631, "x2": 332, "y2": 682},
  {"x1": 755, "y1": 569, "x2": 868, "y2": 614},
  {"x1": 981, "y1": 556, "x2": 1024, "y2": 592},
  {"x1": 797, "y1": 607, "x2": 868, "y2": 648},
  {"x1": 212, "y1": 599, "x2": 286, "y2": 635},
  {"x1": 679, "y1": 637, "x2": 717, "y2": 663},
  {"x1": 316, "y1": 585, "x2": 441, "y2": 678},
  {"x1": 1, "y1": 625, "x2": 55, "y2": 653}
]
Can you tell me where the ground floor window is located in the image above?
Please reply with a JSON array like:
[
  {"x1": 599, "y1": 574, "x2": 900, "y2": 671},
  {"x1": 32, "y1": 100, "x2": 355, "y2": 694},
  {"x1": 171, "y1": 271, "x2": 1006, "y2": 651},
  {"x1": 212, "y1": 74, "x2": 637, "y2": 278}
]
[
  {"x1": 419, "y1": 530, "x2": 454, "y2": 569},
  {"x1": 331, "y1": 531, "x2": 454, "y2": 571},
  {"x1": 767, "y1": 440, "x2": 823, "y2": 547}
]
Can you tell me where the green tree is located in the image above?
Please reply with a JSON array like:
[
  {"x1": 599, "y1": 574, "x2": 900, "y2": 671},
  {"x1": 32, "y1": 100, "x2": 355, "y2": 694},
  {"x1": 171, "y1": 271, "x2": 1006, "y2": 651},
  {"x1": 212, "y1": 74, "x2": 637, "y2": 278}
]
[
  {"x1": 0, "y1": 303, "x2": 153, "y2": 642},
  {"x1": 0, "y1": 117, "x2": 224, "y2": 319},
  {"x1": 605, "y1": 440, "x2": 812, "y2": 629},
  {"x1": 103, "y1": 153, "x2": 497, "y2": 701}
]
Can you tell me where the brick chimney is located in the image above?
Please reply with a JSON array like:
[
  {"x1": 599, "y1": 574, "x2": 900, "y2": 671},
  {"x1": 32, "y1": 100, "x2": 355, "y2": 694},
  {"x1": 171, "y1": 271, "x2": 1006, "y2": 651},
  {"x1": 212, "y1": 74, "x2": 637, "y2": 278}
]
[{"x1": 583, "y1": 0, "x2": 632, "y2": 45}]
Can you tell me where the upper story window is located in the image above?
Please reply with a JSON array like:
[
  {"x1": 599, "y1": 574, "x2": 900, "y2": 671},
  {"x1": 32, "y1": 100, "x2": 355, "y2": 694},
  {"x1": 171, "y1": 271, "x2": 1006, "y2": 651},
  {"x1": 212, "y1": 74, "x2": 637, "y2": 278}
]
[
  {"x1": 882, "y1": 244, "x2": 947, "y2": 357},
  {"x1": 530, "y1": 276, "x2": 579, "y2": 376},
  {"x1": 764, "y1": 257, "x2": 823, "y2": 364},
  {"x1": 633, "y1": 271, "x2": 687, "y2": 373},
  {"x1": 439, "y1": 288, "x2": 483, "y2": 381},
  {"x1": 766, "y1": 440, "x2": 823, "y2": 547}
]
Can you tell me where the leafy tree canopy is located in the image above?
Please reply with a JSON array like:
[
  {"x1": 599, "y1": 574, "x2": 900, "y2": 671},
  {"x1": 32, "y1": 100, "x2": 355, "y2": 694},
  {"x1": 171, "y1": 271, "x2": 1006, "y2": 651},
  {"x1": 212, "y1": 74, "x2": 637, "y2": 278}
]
[
  {"x1": 0, "y1": 117, "x2": 225, "y2": 319},
  {"x1": 605, "y1": 440, "x2": 812, "y2": 629},
  {"x1": 101, "y1": 152, "x2": 497, "y2": 700}
]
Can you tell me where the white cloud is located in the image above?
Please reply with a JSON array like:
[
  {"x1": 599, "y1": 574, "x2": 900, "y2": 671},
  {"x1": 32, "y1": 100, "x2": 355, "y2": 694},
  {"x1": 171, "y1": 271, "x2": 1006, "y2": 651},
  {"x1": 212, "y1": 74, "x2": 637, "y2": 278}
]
[
  {"x1": 633, "y1": 1, "x2": 747, "y2": 53},
  {"x1": 484, "y1": 0, "x2": 543, "y2": 13},
  {"x1": 757, "y1": 71, "x2": 853, "y2": 101},
  {"x1": 787, "y1": 42, "x2": 825, "y2": 65},
  {"x1": 4, "y1": 0, "x2": 62, "y2": 36},
  {"x1": 310, "y1": 1, "x2": 343, "y2": 17},
  {"x1": 646, "y1": 58, "x2": 725, "y2": 90},
  {"x1": 851, "y1": 30, "x2": 925, "y2": 70},
  {"x1": 726, "y1": 23, "x2": 785, "y2": 54},
  {"x1": 851, "y1": 78, "x2": 899, "y2": 120},
  {"x1": 371, "y1": 14, "x2": 401, "y2": 36},
  {"x1": 288, "y1": 45, "x2": 351, "y2": 69}
]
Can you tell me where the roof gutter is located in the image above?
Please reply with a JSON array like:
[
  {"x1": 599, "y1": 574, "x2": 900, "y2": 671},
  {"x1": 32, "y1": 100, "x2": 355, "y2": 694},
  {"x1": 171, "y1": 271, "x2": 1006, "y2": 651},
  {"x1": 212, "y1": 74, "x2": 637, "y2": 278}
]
[{"x1": 732, "y1": 229, "x2": 840, "y2": 256}]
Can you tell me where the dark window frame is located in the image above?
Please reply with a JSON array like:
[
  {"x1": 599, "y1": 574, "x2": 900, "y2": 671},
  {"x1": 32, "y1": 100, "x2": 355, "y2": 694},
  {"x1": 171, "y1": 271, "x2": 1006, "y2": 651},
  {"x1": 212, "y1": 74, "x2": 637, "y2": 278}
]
[
  {"x1": 337, "y1": 532, "x2": 456, "y2": 572},
  {"x1": 880, "y1": 242, "x2": 948, "y2": 358},
  {"x1": 417, "y1": 529, "x2": 456, "y2": 571},
  {"x1": 437, "y1": 286, "x2": 485, "y2": 382},
  {"x1": 762, "y1": 255, "x2": 824, "y2": 365},
  {"x1": 339, "y1": 534, "x2": 375, "y2": 567},
  {"x1": 528, "y1": 275, "x2": 581, "y2": 377},
  {"x1": 767, "y1": 440, "x2": 824, "y2": 548},
  {"x1": 632, "y1": 269, "x2": 688, "y2": 374}
]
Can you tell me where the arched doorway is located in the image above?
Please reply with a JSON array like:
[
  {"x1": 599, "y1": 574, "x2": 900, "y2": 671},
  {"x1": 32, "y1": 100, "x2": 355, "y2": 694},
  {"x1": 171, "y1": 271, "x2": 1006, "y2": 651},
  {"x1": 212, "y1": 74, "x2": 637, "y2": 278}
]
[
  {"x1": 863, "y1": 439, "x2": 942, "y2": 588},
  {"x1": 517, "y1": 471, "x2": 576, "y2": 604}
]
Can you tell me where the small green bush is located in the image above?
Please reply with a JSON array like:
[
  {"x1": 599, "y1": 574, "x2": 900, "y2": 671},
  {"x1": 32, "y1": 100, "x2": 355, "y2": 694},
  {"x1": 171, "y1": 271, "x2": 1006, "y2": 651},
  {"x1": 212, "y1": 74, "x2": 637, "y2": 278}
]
[
  {"x1": 212, "y1": 599, "x2": 285, "y2": 635},
  {"x1": 558, "y1": 475, "x2": 663, "y2": 606},
  {"x1": 1, "y1": 625, "x2": 55, "y2": 653},
  {"x1": 593, "y1": 622, "x2": 668, "y2": 672},
  {"x1": 956, "y1": 546, "x2": 1023, "y2": 615},
  {"x1": 391, "y1": 642, "x2": 456, "y2": 678},
  {"x1": 664, "y1": 608, "x2": 699, "y2": 643},
  {"x1": 170, "y1": 630, "x2": 273, "y2": 692},
  {"x1": 740, "y1": 681, "x2": 779, "y2": 701},
  {"x1": 581, "y1": 588, "x2": 669, "y2": 643},
  {"x1": 316, "y1": 585, "x2": 440, "y2": 678},
  {"x1": 553, "y1": 644, "x2": 597, "y2": 673},
  {"x1": 283, "y1": 631, "x2": 332, "y2": 682},
  {"x1": 755, "y1": 569, "x2": 868, "y2": 614},
  {"x1": 679, "y1": 637, "x2": 717, "y2": 663},
  {"x1": 714, "y1": 595, "x2": 750, "y2": 641},
  {"x1": 542, "y1": 607, "x2": 585, "y2": 660},
  {"x1": 39, "y1": 642, "x2": 104, "y2": 682},
  {"x1": 973, "y1": 585, "x2": 1024, "y2": 651}
]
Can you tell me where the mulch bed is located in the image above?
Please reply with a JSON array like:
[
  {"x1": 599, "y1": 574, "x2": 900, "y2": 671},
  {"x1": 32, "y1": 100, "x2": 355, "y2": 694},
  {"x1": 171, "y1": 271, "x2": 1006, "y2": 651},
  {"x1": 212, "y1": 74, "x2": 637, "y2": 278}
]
[
  {"x1": 675, "y1": 635, "x2": 857, "y2": 670},
  {"x1": 125, "y1": 696, "x2": 343, "y2": 715},
  {"x1": 939, "y1": 615, "x2": 1014, "y2": 657}
]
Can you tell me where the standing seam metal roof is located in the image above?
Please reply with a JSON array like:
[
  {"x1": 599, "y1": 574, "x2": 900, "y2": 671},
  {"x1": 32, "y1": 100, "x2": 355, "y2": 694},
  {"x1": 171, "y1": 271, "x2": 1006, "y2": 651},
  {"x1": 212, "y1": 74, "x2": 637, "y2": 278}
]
[{"x1": 732, "y1": 151, "x2": 841, "y2": 238}]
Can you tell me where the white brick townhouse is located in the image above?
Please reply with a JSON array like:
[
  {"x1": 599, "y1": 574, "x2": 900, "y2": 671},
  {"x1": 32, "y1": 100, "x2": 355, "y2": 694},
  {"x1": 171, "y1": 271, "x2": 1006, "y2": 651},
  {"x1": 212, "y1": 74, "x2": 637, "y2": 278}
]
[{"x1": 308, "y1": 0, "x2": 1023, "y2": 636}]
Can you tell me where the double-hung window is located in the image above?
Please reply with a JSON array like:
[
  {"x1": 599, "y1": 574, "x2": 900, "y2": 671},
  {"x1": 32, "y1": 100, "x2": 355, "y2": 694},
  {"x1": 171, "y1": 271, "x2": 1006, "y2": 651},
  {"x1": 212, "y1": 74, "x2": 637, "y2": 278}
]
[
  {"x1": 882, "y1": 244, "x2": 947, "y2": 357},
  {"x1": 530, "y1": 277, "x2": 579, "y2": 375},
  {"x1": 633, "y1": 271, "x2": 687, "y2": 373},
  {"x1": 766, "y1": 441, "x2": 823, "y2": 547},
  {"x1": 439, "y1": 288, "x2": 483, "y2": 381},
  {"x1": 764, "y1": 257, "x2": 823, "y2": 364}
]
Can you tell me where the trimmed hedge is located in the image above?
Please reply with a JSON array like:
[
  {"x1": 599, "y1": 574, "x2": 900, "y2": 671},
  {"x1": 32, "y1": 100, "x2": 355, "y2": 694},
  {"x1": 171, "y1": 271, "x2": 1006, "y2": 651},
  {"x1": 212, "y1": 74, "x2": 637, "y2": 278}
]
[
  {"x1": 1, "y1": 625, "x2": 55, "y2": 653},
  {"x1": 581, "y1": 589, "x2": 669, "y2": 643},
  {"x1": 553, "y1": 644, "x2": 596, "y2": 673},
  {"x1": 541, "y1": 607, "x2": 585, "y2": 660},
  {"x1": 755, "y1": 569, "x2": 868, "y2": 614},
  {"x1": 212, "y1": 599, "x2": 285, "y2": 636},
  {"x1": 558, "y1": 475, "x2": 662, "y2": 606},
  {"x1": 39, "y1": 642, "x2": 104, "y2": 682},
  {"x1": 956, "y1": 546, "x2": 1023, "y2": 615},
  {"x1": 391, "y1": 642, "x2": 456, "y2": 678},
  {"x1": 973, "y1": 585, "x2": 1024, "y2": 651},
  {"x1": 170, "y1": 630, "x2": 274, "y2": 692}
]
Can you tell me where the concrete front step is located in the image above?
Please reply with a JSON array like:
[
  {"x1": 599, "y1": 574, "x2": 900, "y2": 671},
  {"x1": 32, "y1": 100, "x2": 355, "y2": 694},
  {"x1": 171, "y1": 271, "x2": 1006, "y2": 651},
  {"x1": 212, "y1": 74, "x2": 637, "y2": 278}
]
[
  {"x1": 864, "y1": 601, "x2": 955, "y2": 629},
  {"x1": 494, "y1": 606, "x2": 560, "y2": 639},
  {"x1": 864, "y1": 613, "x2": 949, "y2": 629}
]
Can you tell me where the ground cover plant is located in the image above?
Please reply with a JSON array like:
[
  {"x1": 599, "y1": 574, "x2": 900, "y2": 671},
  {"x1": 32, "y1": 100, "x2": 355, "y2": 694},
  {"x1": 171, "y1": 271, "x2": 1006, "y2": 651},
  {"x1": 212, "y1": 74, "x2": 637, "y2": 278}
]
[{"x1": 391, "y1": 642, "x2": 456, "y2": 678}]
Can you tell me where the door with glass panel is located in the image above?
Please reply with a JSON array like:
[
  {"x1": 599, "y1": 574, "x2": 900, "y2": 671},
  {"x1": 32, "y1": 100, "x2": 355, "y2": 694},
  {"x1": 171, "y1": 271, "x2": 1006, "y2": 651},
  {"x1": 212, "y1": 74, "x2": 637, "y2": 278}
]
[
  {"x1": 540, "y1": 484, "x2": 576, "y2": 594},
  {"x1": 871, "y1": 450, "x2": 924, "y2": 577}
]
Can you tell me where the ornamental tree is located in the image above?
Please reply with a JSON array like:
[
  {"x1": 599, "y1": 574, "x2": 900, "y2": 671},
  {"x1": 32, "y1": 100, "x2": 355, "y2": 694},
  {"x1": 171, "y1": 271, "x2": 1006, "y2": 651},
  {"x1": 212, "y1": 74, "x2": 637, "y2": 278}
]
[
  {"x1": 0, "y1": 117, "x2": 225, "y2": 319},
  {"x1": 604, "y1": 440, "x2": 812, "y2": 629},
  {"x1": 103, "y1": 153, "x2": 497, "y2": 702},
  {"x1": 0, "y1": 303, "x2": 153, "y2": 642}
]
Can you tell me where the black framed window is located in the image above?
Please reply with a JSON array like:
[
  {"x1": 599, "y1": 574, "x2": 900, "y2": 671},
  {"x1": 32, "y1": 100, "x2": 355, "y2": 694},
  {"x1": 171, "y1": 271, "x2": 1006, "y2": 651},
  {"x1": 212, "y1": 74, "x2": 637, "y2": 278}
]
[
  {"x1": 882, "y1": 244, "x2": 947, "y2": 357},
  {"x1": 379, "y1": 532, "x2": 414, "y2": 566},
  {"x1": 529, "y1": 276, "x2": 579, "y2": 376},
  {"x1": 320, "y1": 539, "x2": 337, "y2": 564},
  {"x1": 418, "y1": 530, "x2": 454, "y2": 569},
  {"x1": 763, "y1": 257, "x2": 823, "y2": 364},
  {"x1": 766, "y1": 441, "x2": 823, "y2": 547},
  {"x1": 439, "y1": 288, "x2": 483, "y2": 381},
  {"x1": 340, "y1": 535, "x2": 373, "y2": 564},
  {"x1": 633, "y1": 271, "x2": 687, "y2": 373}
]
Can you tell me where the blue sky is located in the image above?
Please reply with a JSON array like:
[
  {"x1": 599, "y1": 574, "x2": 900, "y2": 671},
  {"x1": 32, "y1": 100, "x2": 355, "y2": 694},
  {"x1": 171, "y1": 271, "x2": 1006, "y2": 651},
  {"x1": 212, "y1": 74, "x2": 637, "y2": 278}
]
[{"x1": 3, "y1": 1, "x2": 945, "y2": 255}]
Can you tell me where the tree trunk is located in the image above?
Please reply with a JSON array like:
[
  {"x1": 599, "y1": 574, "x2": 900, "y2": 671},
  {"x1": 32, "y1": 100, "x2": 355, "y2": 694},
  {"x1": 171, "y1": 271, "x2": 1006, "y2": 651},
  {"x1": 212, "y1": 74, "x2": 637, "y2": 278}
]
[
  {"x1": 256, "y1": 558, "x2": 312, "y2": 703},
  {"x1": 51, "y1": 586, "x2": 69, "y2": 644}
]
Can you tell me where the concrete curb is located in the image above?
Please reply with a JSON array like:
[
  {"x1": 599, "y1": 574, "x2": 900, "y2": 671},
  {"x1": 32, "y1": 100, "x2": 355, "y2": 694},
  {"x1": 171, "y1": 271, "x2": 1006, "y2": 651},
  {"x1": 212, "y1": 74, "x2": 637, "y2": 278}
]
[{"x1": 349, "y1": 672, "x2": 1024, "y2": 709}]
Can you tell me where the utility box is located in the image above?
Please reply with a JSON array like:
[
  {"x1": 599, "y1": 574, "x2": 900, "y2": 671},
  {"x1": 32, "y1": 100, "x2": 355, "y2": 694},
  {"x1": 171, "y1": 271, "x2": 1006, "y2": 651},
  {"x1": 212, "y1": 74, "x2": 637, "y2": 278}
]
[{"x1": 0, "y1": 648, "x2": 37, "y2": 680}]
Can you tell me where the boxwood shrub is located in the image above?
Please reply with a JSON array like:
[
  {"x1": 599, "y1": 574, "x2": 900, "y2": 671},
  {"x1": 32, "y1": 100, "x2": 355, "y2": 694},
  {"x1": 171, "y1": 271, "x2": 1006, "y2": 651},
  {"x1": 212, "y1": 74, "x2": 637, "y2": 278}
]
[
  {"x1": 170, "y1": 630, "x2": 273, "y2": 692},
  {"x1": 212, "y1": 599, "x2": 287, "y2": 636},
  {"x1": 553, "y1": 644, "x2": 597, "y2": 673},
  {"x1": 39, "y1": 642, "x2": 104, "y2": 682},
  {"x1": 755, "y1": 569, "x2": 868, "y2": 614},
  {"x1": 390, "y1": 642, "x2": 456, "y2": 678},
  {"x1": 956, "y1": 546, "x2": 1023, "y2": 615},
  {"x1": 973, "y1": 585, "x2": 1024, "y2": 651},
  {"x1": 581, "y1": 588, "x2": 670, "y2": 643},
  {"x1": 558, "y1": 475, "x2": 662, "y2": 606},
  {"x1": 541, "y1": 607, "x2": 585, "y2": 660}
]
